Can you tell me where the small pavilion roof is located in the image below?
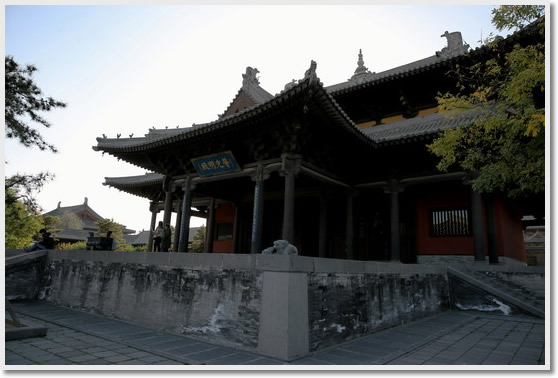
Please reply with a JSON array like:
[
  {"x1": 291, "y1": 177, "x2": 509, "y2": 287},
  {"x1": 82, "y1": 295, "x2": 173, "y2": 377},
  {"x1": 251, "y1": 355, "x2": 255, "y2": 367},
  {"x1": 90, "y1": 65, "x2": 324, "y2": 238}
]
[{"x1": 44, "y1": 198, "x2": 105, "y2": 230}]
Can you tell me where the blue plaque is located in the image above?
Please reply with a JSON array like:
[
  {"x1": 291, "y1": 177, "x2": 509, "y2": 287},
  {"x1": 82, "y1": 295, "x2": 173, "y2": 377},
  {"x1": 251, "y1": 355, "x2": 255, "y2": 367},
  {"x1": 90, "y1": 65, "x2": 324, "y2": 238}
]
[{"x1": 191, "y1": 151, "x2": 241, "y2": 176}]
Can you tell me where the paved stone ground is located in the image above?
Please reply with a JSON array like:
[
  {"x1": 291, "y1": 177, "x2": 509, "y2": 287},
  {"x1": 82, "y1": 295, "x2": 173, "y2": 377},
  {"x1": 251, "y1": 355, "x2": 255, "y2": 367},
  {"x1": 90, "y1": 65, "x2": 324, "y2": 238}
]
[{"x1": 5, "y1": 301, "x2": 546, "y2": 367}]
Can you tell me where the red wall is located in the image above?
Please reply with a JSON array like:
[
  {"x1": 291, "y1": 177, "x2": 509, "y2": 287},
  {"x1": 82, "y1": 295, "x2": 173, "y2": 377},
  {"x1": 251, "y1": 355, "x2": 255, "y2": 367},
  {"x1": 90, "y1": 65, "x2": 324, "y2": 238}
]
[
  {"x1": 415, "y1": 186, "x2": 526, "y2": 262},
  {"x1": 416, "y1": 196, "x2": 475, "y2": 255},
  {"x1": 494, "y1": 197, "x2": 526, "y2": 262},
  {"x1": 212, "y1": 203, "x2": 236, "y2": 253}
]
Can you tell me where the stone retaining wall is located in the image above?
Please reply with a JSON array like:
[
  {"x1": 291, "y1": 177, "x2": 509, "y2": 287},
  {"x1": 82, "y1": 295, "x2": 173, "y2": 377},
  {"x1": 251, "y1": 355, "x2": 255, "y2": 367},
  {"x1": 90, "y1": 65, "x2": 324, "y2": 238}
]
[{"x1": 36, "y1": 251, "x2": 450, "y2": 360}]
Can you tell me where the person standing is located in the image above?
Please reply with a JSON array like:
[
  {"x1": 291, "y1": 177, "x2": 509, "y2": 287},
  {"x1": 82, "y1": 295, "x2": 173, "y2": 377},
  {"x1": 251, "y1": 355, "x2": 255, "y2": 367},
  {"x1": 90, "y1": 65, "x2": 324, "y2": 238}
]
[
  {"x1": 162, "y1": 224, "x2": 172, "y2": 252},
  {"x1": 152, "y1": 221, "x2": 164, "y2": 252}
]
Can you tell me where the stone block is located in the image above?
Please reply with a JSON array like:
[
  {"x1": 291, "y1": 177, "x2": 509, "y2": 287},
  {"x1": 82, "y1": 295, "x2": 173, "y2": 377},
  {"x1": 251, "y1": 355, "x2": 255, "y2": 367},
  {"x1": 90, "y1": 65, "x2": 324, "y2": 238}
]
[
  {"x1": 92, "y1": 250, "x2": 110, "y2": 262},
  {"x1": 193, "y1": 253, "x2": 224, "y2": 269},
  {"x1": 121, "y1": 251, "x2": 147, "y2": 265},
  {"x1": 312, "y1": 257, "x2": 345, "y2": 273},
  {"x1": 258, "y1": 271, "x2": 309, "y2": 360},
  {"x1": 364, "y1": 261, "x2": 380, "y2": 274},
  {"x1": 222, "y1": 253, "x2": 256, "y2": 270},
  {"x1": 105, "y1": 251, "x2": 125, "y2": 263},
  {"x1": 377, "y1": 261, "x2": 402, "y2": 274},
  {"x1": 168, "y1": 252, "x2": 191, "y2": 267},
  {"x1": 344, "y1": 260, "x2": 366, "y2": 273},
  {"x1": 255, "y1": 254, "x2": 291, "y2": 271},
  {"x1": 145, "y1": 252, "x2": 171, "y2": 266},
  {"x1": 47, "y1": 250, "x2": 67, "y2": 261},
  {"x1": 68, "y1": 250, "x2": 93, "y2": 262},
  {"x1": 290, "y1": 256, "x2": 314, "y2": 272},
  {"x1": 401, "y1": 263, "x2": 423, "y2": 275}
]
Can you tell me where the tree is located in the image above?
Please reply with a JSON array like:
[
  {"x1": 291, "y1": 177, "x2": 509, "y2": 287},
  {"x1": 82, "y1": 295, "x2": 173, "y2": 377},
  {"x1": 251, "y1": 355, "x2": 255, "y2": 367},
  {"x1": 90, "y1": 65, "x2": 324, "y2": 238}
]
[
  {"x1": 58, "y1": 212, "x2": 84, "y2": 230},
  {"x1": 428, "y1": 6, "x2": 545, "y2": 198},
  {"x1": 190, "y1": 225, "x2": 206, "y2": 253},
  {"x1": 5, "y1": 56, "x2": 66, "y2": 213},
  {"x1": 5, "y1": 172, "x2": 54, "y2": 212},
  {"x1": 95, "y1": 218, "x2": 124, "y2": 244},
  {"x1": 5, "y1": 188, "x2": 45, "y2": 249},
  {"x1": 5, "y1": 56, "x2": 66, "y2": 152}
]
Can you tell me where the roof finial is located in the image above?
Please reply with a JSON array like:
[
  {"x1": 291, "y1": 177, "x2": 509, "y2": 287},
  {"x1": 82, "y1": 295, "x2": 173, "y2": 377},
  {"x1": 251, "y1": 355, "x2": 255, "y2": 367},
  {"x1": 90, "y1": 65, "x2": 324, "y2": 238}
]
[
  {"x1": 84, "y1": 197, "x2": 88, "y2": 206},
  {"x1": 304, "y1": 60, "x2": 317, "y2": 83},
  {"x1": 353, "y1": 49, "x2": 369, "y2": 76},
  {"x1": 242, "y1": 67, "x2": 260, "y2": 88}
]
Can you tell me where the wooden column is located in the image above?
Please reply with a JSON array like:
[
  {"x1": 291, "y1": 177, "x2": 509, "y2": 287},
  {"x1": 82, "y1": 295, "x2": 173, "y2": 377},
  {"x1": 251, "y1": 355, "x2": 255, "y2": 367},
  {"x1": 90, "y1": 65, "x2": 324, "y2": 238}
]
[
  {"x1": 162, "y1": 177, "x2": 174, "y2": 226},
  {"x1": 471, "y1": 188, "x2": 486, "y2": 262},
  {"x1": 318, "y1": 192, "x2": 329, "y2": 258},
  {"x1": 204, "y1": 198, "x2": 216, "y2": 253},
  {"x1": 485, "y1": 195, "x2": 499, "y2": 264},
  {"x1": 232, "y1": 204, "x2": 242, "y2": 254},
  {"x1": 251, "y1": 166, "x2": 269, "y2": 254},
  {"x1": 385, "y1": 179, "x2": 404, "y2": 262},
  {"x1": 280, "y1": 154, "x2": 301, "y2": 243},
  {"x1": 345, "y1": 191, "x2": 355, "y2": 260},
  {"x1": 178, "y1": 177, "x2": 194, "y2": 253},
  {"x1": 173, "y1": 200, "x2": 182, "y2": 252},
  {"x1": 148, "y1": 201, "x2": 158, "y2": 252}
]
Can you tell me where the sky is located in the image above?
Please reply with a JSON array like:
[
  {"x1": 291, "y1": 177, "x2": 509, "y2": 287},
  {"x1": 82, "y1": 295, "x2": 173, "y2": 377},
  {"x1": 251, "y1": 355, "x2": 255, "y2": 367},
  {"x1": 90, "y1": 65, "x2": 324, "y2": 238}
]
[{"x1": 3, "y1": 3, "x2": 508, "y2": 234}]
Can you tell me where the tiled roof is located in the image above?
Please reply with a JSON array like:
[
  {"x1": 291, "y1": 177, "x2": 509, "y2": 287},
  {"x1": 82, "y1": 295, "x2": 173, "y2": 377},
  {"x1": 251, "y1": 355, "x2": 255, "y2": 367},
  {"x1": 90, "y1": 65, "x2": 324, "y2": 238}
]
[
  {"x1": 363, "y1": 110, "x2": 484, "y2": 145},
  {"x1": 93, "y1": 69, "x2": 370, "y2": 155},
  {"x1": 44, "y1": 201, "x2": 135, "y2": 235},
  {"x1": 53, "y1": 229, "x2": 92, "y2": 242},
  {"x1": 44, "y1": 201, "x2": 104, "y2": 231},
  {"x1": 244, "y1": 83, "x2": 274, "y2": 104},
  {"x1": 326, "y1": 55, "x2": 444, "y2": 95},
  {"x1": 326, "y1": 18, "x2": 543, "y2": 96},
  {"x1": 123, "y1": 230, "x2": 150, "y2": 245}
]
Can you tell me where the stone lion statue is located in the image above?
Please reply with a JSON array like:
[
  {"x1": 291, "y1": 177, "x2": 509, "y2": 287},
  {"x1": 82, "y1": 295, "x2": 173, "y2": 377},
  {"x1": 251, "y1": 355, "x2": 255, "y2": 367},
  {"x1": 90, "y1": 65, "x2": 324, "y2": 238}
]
[{"x1": 261, "y1": 240, "x2": 298, "y2": 255}]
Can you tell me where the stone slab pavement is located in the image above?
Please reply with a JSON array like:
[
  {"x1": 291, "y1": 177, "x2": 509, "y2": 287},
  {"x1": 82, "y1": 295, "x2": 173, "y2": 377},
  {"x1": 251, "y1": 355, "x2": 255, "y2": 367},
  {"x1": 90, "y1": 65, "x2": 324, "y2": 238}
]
[{"x1": 4, "y1": 301, "x2": 546, "y2": 368}]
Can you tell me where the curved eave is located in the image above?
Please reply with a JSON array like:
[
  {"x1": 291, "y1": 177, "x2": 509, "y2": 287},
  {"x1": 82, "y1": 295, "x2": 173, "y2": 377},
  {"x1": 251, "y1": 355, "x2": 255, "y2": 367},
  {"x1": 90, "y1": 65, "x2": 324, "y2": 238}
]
[
  {"x1": 103, "y1": 173, "x2": 165, "y2": 200},
  {"x1": 311, "y1": 82, "x2": 378, "y2": 148}
]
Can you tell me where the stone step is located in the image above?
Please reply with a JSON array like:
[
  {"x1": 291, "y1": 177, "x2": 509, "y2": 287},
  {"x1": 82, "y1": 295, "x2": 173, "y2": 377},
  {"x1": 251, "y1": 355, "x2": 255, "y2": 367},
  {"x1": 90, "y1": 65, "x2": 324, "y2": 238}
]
[{"x1": 447, "y1": 265, "x2": 544, "y2": 319}]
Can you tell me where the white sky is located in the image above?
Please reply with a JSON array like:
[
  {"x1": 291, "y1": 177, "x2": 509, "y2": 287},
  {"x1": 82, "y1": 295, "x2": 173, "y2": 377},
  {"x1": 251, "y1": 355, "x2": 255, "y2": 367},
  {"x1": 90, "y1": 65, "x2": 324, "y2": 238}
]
[{"x1": 4, "y1": 3, "x2": 507, "y2": 233}]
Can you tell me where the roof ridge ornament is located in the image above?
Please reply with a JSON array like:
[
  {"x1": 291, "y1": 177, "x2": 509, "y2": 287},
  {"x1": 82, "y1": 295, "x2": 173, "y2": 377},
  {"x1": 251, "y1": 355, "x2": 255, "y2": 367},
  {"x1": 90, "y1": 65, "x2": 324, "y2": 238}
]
[
  {"x1": 436, "y1": 31, "x2": 470, "y2": 58},
  {"x1": 242, "y1": 66, "x2": 260, "y2": 88},
  {"x1": 353, "y1": 49, "x2": 369, "y2": 76},
  {"x1": 304, "y1": 60, "x2": 318, "y2": 84}
]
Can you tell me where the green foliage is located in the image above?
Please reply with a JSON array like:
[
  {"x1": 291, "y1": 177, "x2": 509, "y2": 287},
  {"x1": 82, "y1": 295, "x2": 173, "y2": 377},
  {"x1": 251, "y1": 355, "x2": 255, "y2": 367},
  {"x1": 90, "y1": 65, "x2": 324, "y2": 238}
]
[
  {"x1": 95, "y1": 218, "x2": 124, "y2": 242},
  {"x1": 429, "y1": 6, "x2": 545, "y2": 198},
  {"x1": 491, "y1": 5, "x2": 545, "y2": 32},
  {"x1": 190, "y1": 225, "x2": 206, "y2": 253},
  {"x1": 4, "y1": 56, "x2": 66, "y2": 247},
  {"x1": 5, "y1": 172, "x2": 54, "y2": 212},
  {"x1": 58, "y1": 212, "x2": 84, "y2": 230},
  {"x1": 5, "y1": 188, "x2": 45, "y2": 249},
  {"x1": 57, "y1": 241, "x2": 87, "y2": 250},
  {"x1": 115, "y1": 243, "x2": 135, "y2": 252},
  {"x1": 5, "y1": 56, "x2": 66, "y2": 152},
  {"x1": 43, "y1": 215, "x2": 61, "y2": 232}
]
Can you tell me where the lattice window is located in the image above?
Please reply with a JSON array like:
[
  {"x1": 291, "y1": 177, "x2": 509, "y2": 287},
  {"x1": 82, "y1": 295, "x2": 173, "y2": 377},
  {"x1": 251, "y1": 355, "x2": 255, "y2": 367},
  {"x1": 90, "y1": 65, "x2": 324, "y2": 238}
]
[{"x1": 429, "y1": 207, "x2": 472, "y2": 237}]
